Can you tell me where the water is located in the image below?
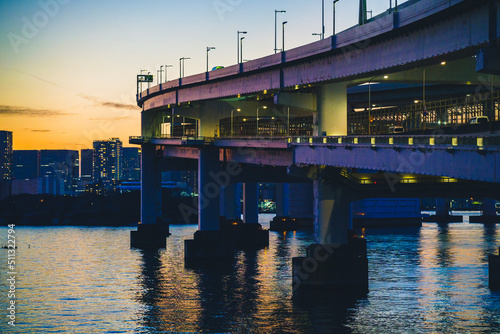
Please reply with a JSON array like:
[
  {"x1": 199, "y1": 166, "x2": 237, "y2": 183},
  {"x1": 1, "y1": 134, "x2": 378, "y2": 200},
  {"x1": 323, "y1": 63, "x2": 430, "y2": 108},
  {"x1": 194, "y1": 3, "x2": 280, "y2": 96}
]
[{"x1": 1, "y1": 215, "x2": 500, "y2": 333}]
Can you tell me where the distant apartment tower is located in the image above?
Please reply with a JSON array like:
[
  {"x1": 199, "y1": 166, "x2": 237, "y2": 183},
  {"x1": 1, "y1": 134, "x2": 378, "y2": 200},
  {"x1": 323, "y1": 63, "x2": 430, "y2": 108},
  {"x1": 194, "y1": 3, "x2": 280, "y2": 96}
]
[
  {"x1": 80, "y1": 149, "x2": 93, "y2": 183},
  {"x1": 93, "y1": 138, "x2": 122, "y2": 189},
  {"x1": 0, "y1": 131, "x2": 13, "y2": 181},
  {"x1": 13, "y1": 150, "x2": 40, "y2": 180},
  {"x1": 40, "y1": 150, "x2": 79, "y2": 195},
  {"x1": 0, "y1": 131, "x2": 13, "y2": 199},
  {"x1": 122, "y1": 147, "x2": 141, "y2": 181}
]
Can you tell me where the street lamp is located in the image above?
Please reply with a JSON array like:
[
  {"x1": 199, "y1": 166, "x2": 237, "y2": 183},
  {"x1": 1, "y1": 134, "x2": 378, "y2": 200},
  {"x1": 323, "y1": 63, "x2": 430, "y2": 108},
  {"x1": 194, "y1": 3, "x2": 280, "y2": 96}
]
[
  {"x1": 164, "y1": 64, "x2": 173, "y2": 83},
  {"x1": 333, "y1": 0, "x2": 339, "y2": 35},
  {"x1": 282, "y1": 21, "x2": 288, "y2": 52},
  {"x1": 367, "y1": 75, "x2": 389, "y2": 135},
  {"x1": 231, "y1": 108, "x2": 241, "y2": 137},
  {"x1": 322, "y1": 0, "x2": 325, "y2": 39},
  {"x1": 206, "y1": 47, "x2": 215, "y2": 72},
  {"x1": 179, "y1": 57, "x2": 190, "y2": 78},
  {"x1": 312, "y1": 33, "x2": 322, "y2": 39},
  {"x1": 275, "y1": 10, "x2": 286, "y2": 53},
  {"x1": 237, "y1": 31, "x2": 247, "y2": 63},
  {"x1": 240, "y1": 37, "x2": 245, "y2": 63},
  {"x1": 256, "y1": 106, "x2": 267, "y2": 136},
  {"x1": 159, "y1": 65, "x2": 163, "y2": 84}
]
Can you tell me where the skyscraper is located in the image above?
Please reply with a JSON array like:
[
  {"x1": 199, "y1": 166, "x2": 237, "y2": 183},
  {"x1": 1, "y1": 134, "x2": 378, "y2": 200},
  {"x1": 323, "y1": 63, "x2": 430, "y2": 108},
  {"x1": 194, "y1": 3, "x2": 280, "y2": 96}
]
[
  {"x1": 122, "y1": 147, "x2": 141, "y2": 181},
  {"x1": 80, "y1": 149, "x2": 93, "y2": 183},
  {"x1": 40, "y1": 150, "x2": 79, "y2": 195},
  {"x1": 0, "y1": 131, "x2": 13, "y2": 181},
  {"x1": 0, "y1": 131, "x2": 13, "y2": 199},
  {"x1": 93, "y1": 138, "x2": 122, "y2": 190},
  {"x1": 13, "y1": 150, "x2": 40, "y2": 180}
]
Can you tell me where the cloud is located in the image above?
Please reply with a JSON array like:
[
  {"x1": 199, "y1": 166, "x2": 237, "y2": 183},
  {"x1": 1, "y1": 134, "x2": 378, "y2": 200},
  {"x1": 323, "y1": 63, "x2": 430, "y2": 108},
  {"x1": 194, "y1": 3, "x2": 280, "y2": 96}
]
[
  {"x1": 0, "y1": 105, "x2": 71, "y2": 117},
  {"x1": 88, "y1": 116, "x2": 133, "y2": 121},
  {"x1": 78, "y1": 94, "x2": 139, "y2": 110}
]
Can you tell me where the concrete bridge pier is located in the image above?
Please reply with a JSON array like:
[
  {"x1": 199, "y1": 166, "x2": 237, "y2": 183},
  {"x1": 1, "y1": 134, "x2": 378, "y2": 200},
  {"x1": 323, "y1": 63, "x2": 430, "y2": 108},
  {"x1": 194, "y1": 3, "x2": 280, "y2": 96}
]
[
  {"x1": 292, "y1": 175, "x2": 368, "y2": 300},
  {"x1": 220, "y1": 183, "x2": 241, "y2": 221},
  {"x1": 471, "y1": 198, "x2": 500, "y2": 224},
  {"x1": 489, "y1": 247, "x2": 500, "y2": 291},
  {"x1": 271, "y1": 183, "x2": 314, "y2": 231},
  {"x1": 185, "y1": 147, "x2": 233, "y2": 264},
  {"x1": 131, "y1": 144, "x2": 169, "y2": 249},
  {"x1": 425, "y1": 198, "x2": 462, "y2": 223}
]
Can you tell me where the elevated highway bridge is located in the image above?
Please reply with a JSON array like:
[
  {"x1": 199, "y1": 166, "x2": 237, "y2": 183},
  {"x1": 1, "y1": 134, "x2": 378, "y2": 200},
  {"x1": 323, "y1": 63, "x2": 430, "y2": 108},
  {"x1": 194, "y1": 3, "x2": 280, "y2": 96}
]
[{"x1": 131, "y1": 0, "x2": 500, "y2": 298}]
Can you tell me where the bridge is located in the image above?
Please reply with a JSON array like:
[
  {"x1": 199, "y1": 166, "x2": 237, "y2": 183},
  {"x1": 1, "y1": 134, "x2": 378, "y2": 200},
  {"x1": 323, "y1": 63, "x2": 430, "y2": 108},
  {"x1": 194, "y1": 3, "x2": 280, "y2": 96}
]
[{"x1": 131, "y1": 0, "x2": 500, "y2": 298}]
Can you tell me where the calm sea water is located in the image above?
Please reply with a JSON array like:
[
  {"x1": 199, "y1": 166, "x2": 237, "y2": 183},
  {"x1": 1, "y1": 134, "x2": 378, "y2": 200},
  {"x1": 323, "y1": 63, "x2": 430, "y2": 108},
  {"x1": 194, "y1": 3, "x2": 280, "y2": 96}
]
[{"x1": 1, "y1": 215, "x2": 500, "y2": 333}]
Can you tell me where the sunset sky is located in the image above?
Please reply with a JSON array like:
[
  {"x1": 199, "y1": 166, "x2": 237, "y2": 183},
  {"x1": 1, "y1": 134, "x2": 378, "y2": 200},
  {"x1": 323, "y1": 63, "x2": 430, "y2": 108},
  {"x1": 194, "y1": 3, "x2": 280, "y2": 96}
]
[{"x1": 0, "y1": 0, "x2": 401, "y2": 151}]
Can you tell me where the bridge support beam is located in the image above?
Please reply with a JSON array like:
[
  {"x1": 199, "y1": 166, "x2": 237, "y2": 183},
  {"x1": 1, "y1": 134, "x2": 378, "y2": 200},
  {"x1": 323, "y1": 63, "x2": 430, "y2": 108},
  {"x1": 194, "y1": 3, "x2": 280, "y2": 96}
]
[
  {"x1": 131, "y1": 144, "x2": 169, "y2": 249},
  {"x1": 317, "y1": 83, "x2": 347, "y2": 136},
  {"x1": 292, "y1": 174, "x2": 368, "y2": 300}
]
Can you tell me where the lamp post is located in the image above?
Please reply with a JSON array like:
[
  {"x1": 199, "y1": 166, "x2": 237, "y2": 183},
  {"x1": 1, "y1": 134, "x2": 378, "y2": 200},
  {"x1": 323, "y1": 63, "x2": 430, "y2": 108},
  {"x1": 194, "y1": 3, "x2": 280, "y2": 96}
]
[
  {"x1": 333, "y1": 0, "x2": 339, "y2": 35},
  {"x1": 275, "y1": 10, "x2": 286, "y2": 53},
  {"x1": 164, "y1": 65, "x2": 173, "y2": 83},
  {"x1": 367, "y1": 75, "x2": 389, "y2": 135},
  {"x1": 322, "y1": 0, "x2": 325, "y2": 39},
  {"x1": 159, "y1": 65, "x2": 163, "y2": 84},
  {"x1": 237, "y1": 31, "x2": 247, "y2": 63},
  {"x1": 231, "y1": 108, "x2": 241, "y2": 137},
  {"x1": 256, "y1": 106, "x2": 267, "y2": 136},
  {"x1": 206, "y1": 47, "x2": 215, "y2": 72},
  {"x1": 282, "y1": 21, "x2": 288, "y2": 52},
  {"x1": 240, "y1": 37, "x2": 245, "y2": 63},
  {"x1": 179, "y1": 57, "x2": 190, "y2": 78}
]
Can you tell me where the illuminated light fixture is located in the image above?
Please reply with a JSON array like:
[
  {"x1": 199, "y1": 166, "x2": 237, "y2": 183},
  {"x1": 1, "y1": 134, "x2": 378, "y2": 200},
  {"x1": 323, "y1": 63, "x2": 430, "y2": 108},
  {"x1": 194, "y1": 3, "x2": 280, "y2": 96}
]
[
  {"x1": 383, "y1": 75, "x2": 389, "y2": 79},
  {"x1": 243, "y1": 118, "x2": 247, "y2": 121},
  {"x1": 441, "y1": 61, "x2": 446, "y2": 65},
  {"x1": 237, "y1": 94, "x2": 241, "y2": 98},
  {"x1": 414, "y1": 100, "x2": 420, "y2": 104},
  {"x1": 271, "y1": 117, "x2": 275, "y2": 120},
  {"x1": 295, "y1": 85, "x2": 299, "y2": 90},
  {"x1": 263, "y1": 89, "x2": 268, "y2": 94}
]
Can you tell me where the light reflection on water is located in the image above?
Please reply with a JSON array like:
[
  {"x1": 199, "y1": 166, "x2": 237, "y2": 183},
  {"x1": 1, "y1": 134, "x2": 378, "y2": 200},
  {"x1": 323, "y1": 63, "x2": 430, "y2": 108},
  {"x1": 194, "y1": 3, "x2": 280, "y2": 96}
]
[{"x1": 1, "y1": 218, "x2": 500, "y2": 333}]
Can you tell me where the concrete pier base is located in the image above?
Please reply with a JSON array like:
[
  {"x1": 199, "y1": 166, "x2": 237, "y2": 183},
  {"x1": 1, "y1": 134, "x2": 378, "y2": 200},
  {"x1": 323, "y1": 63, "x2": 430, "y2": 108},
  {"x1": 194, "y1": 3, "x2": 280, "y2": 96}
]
[
  {"x1": 269, "y1": 216, "x2": 313, "y2": 231},
  {"x1": 489, "y1": 247, "x2": 500, "y2": 291},
  {"x1": 292, "y1": 236, "x2": 368, "y2": 300},
  {"x1": 184, "y1": 230, "x2": 234, "y2": 267},
  {"x1": 220, "y1": 219, "x2": 269, "y2": 249},
  {"x1": 130, "y1": 224, "x2": 170, "y2": 249}
]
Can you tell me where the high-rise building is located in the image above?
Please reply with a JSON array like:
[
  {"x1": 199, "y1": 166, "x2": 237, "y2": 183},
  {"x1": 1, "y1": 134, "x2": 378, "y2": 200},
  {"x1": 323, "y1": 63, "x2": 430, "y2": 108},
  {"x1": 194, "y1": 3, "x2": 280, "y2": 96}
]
[
  {"x1": 122, "y1": 147, "x2": 141, "y2": 181},
  {"x1": 40, "y1": 150, "x2": 79, "y2": 195},
  {"x1": 13, "y1": 150, "x2": 40, "y2": 180},
  {"x1": 0, "y1": 131, "x2": 13, "y2": 199},
  {"x1": 0, "y1": 131, "x2": 13, "y2": 181},
  {"x1": 93, "y1": 138, "x2": 122, "y2": 190},
  {"x1": 80, "y1": 149, "x2": 93, "y2": 183}
]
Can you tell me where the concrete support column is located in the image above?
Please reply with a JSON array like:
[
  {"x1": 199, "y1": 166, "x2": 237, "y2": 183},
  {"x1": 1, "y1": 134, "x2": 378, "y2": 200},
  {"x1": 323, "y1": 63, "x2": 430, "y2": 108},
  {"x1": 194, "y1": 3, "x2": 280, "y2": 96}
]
[
  {"x1": 435, "y1": 198, "x2": 449, "y2": 216},
  {"x1": 140, "y1": 144, "x2": 162, "y2": 225},
  {"x1": 198, "y1": 147, "x2": 220, "y2": 231},
  {"x1": 220, "y1": 183, "x2": 240, "y2": 220},
  {"x1": 275, "y1": 183, "x2": 289, "y2": 217},
  {"x1": 489, "y1": 247, "x2": 500, "y2": 291},
  {"x1": 243, "y1": 183, "x2": 259, "y2": 224},
  {"x1": 313, "y1": 178, "x2": 353, "y2": 245},
  {"x1": 317, "y1": 83, "x2": 348, "y2": 136},
  {"x1": 483, "y1": 198, "x2": 497, "y2": 217},
  {"x1": 131, "y1": 144, "x2": 168, "y2": 249}
]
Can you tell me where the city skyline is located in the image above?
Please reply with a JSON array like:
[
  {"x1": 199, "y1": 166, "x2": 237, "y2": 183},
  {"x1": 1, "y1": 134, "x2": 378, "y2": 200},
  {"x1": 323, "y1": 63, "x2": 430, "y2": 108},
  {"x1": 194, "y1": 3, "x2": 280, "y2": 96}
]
[{"x1": 0, "y1": 0, "x2": 404, "y2": 150}]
